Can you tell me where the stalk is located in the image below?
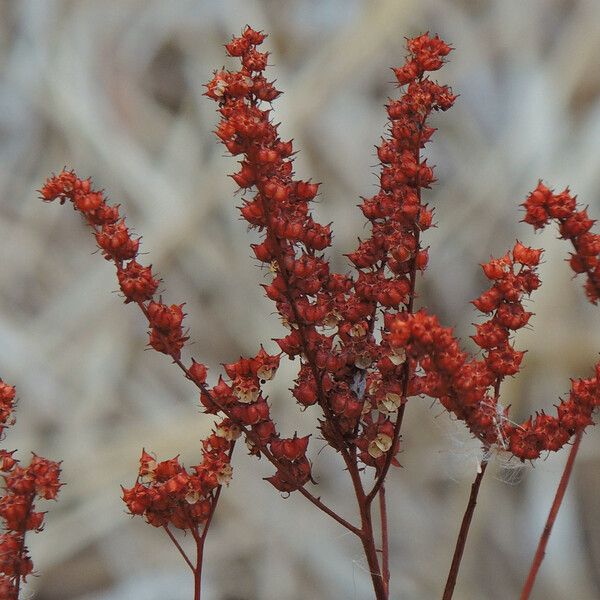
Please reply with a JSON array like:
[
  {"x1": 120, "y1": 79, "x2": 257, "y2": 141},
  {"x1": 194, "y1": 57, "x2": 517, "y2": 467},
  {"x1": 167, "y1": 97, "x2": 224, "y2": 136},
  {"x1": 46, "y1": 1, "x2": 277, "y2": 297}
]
[
  {"x1": 520, "y1": 431, "x2": 583, "y2": 600},
  {"x1": 442, "y1": 460, "x2": 488, "y2": 599}
]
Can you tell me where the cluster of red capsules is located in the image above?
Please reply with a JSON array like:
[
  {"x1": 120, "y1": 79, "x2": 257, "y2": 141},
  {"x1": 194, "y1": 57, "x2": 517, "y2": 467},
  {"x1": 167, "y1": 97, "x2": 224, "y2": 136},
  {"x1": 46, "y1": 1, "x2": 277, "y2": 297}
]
[
  {"x1": 348, "y1": 32, "x2": 455, "y2": 467},
  {"x1": 201, "y1": 347, "x2": 314, "y2": 492},
  {"x1": 0, "y1": 381, "x2": 61, "y2": 599},
  {"x1": 122, "y1": 423, "x2": 236, "y2": 530},
  {"x1": 206, "y1": 27, "x2": 455, "y2": 472},
  {"x1": 523, "y1": 181, "x2": 600, "y2": 303},
  {"x1": 39, "y1": 171, "x2": 310, "y2": 494},
  {"x1": 385, "y1": 226, "x2": 600, "y2": 460},
  {"x1": 39, "y1": 171, "x2": 189, "y2": 359}
]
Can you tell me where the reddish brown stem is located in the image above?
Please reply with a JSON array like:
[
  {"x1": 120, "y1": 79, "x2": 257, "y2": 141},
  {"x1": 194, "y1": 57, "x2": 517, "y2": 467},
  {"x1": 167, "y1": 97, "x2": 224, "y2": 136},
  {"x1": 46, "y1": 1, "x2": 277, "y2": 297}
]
[
  {"x1": 173, "y1": 346, "x2": 362, "y2": 536},
  {"x1": 442, "y1": 460, "x2": 488, "y2": 600},
  {"x1": 379, "y1": 485, "x2": 390, "y2": 596},
  {"x1": 358, "y1": 500, "x2": 387, "y2": 600},
  {"x1": 163, "y1": 525, "x2": 194, "y2": 572},
  {"x1": 520, "y1": 431, "x2": 583, "y2": 600},
  {"x1": 189, "y1": 523, "x2": 203, "y2": 600},
  {"x1": 358, "y1": 117, "x2": 426, "y2": 600},
  {"x1": 297, "y1": 487, "x2": 362, "y2": 536}
]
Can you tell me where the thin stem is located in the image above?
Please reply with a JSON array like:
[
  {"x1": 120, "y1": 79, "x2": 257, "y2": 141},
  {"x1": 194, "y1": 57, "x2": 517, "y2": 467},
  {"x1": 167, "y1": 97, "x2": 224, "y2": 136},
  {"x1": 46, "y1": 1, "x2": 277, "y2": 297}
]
[
  {"x1": 520, "y1": 431, "x2": 583, "y2": 600},
  {"x1": 358, "y1": 500, "x2": 387, "y2": 600},
  {"x1": 79, "y1": 177, "x2": 369, "y2": 591},
  {"x1": 171, "y1": 341, "x2": 361, "y2": 536},
  {"x1": 379, "y1": 485, "x2": 390, "y2": 596},
  {"x1": 174, "y1": 348, "x2": 362, "y2": 536},
  {"x1": 189, "y1": 524, "x2": 203, "y2": 600},
  {"x1": 194, "y1": 544, "x2": 202, "y2": 600},
  {"x1": 92, "y1": 242, "x2": 362, "y2": 557},
  {"x1": 298, "y1": 487, "x2": 362, "y2": 536},
  {"x1": 442, "y1": 460, "x2": 488, "y2": 600},
  {"x1": 163, "y1": 525, "x2": 194, "y2": 572}
]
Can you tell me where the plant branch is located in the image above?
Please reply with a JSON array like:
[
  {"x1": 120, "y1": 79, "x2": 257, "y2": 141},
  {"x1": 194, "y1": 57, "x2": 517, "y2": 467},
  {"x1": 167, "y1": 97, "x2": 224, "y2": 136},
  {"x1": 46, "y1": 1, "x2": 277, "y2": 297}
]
[
  {"x1": 297, "y1": 487, "x2": 362, "y2": 536},
  {"x1": 358, "y1": 499, "x2": 387, "y2": 600},
  {"x1": 520, "y1": 431, "x2": 583, "y2": 600},
  {"x1": 379, "y1": 485, "x2": 390, "y2": 596},
  {"x1": 442, "y1": 459, "x2": 488, "y2": 600},
  {"x1": 163, "y1": 525, "x2": 195, "y2": 572},
  {"x1": 126, "y1": 303, "x2": 363, "y2": 537}
]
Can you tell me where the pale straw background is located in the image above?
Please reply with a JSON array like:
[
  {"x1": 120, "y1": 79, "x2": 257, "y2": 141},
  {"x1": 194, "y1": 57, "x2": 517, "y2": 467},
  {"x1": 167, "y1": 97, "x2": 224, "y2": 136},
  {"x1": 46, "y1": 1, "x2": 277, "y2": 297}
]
[{"x1": 1, "y1": 0, "x2": 600, "y2": 598}]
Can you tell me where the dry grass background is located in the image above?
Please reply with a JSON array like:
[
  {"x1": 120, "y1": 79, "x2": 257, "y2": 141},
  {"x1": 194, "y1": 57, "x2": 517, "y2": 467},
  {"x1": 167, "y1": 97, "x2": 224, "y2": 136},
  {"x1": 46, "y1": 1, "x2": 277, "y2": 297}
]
[{"x1": 1, "y1": 0, "x2": 600, "y2": 598}]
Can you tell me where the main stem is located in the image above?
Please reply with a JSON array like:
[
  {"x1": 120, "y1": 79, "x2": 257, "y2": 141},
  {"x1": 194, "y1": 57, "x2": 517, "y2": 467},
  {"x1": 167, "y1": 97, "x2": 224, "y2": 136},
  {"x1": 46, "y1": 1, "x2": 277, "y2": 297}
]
[
  {"x1": 379, "y1": 486, "x2": 390, "y2": 596},
  {"x1": 442, "y1": 460, "x2": 488, "y2": 600},
  {"x1": 520, "y1": 431, "x2": 583, "y2": 600},
  {"x1": 191, "y1": 525, "x2": 204, "y2": 600},
  {"x1": 358, "y1": 494, "x2": 388, "y2": 600}
]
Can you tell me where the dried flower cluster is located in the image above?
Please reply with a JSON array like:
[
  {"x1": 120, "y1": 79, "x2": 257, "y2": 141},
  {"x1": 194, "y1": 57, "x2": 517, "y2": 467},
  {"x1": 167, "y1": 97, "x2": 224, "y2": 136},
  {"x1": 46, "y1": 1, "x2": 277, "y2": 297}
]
[
  {"x1": 0, "y1": 381, "x2": 61, "y2": 599},
  {"x1": 523, "y1": 181, "x2": 600, "y2": 303},
  {"x1": 122, "y1": 430, "x2": 235, "y2": 530},
  {"x1": 386, "y1": 238, "x2": 600, "y2": 461},
  {"x1": 205, "y1": 27, "x2": 456, "y2": 487},
  {"x1": 32, "y1": 26, "x2": 600, "y2": 600}
]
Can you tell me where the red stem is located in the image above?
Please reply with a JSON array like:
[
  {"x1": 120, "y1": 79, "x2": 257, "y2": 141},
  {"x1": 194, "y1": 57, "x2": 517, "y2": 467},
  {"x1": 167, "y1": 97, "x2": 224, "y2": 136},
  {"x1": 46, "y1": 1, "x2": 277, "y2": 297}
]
[
  {"x1": 443, "y1": 380, "x2": 501, "y2": 600},
  {"x1": 163, "y1": 525, "x2": 194, "y2": 572},
  {"x1": 358, "y1": 500, "x2": 387, "y2": 600},
  {"x1": 298, "y1": 487, "x2": 362, "y2": 536},
  {"x1": 379, "y1": 485, "x2": 390, "y2": 596},
  {"x1": 99, "y1": 239, "x2": 361, "y2": 537},
  {"x1": 520, "y1": 431, "x2": 583, "y2": 600},
  {"x1": 357, "y1": 113, "x2": 426, "y2": 599},
  {"x1": 189, "y1": 523, "x2": 203, "y2": 600},
  {"x1": 442, "y1": 460, "x2": 488, "y2": 600}
]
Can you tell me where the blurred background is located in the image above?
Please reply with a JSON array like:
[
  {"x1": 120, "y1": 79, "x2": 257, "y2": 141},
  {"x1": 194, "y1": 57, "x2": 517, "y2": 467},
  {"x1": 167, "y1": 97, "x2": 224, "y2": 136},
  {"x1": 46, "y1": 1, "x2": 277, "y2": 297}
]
[{"x1": 1, "y1": 0, "x2": 600, "y2": 598}]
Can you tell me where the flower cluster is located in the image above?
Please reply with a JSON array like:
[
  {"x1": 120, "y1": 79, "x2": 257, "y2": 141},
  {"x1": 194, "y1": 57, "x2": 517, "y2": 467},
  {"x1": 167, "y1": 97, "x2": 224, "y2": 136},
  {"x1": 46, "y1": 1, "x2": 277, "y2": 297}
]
[
  {"x1": 348, "y1": 32, "x2": 455, "y2": 467},
  {"x1": 35, "y1": 26, "x2": 600, "y2": 600},
  {"x1": 0, "y1": 380, "x2": 15, "y2": 439},
  {"x1": 206, "y1": 26, "x2": 456, "y2": 473},
  {"x1": 39, "y1": 166, "x2": 320, "y2": 499},
  {"x1": 523, "y1": 181, "x2": 600, "y2": 303},
  {"x1": 39, "y1": 171, "x2": 188, "y2": 359},
  {"x1": 0, "y1": 381, "x2": 61, "y2": 599},
  {"x1": 385, "y1": 220, "x2": 600, "y2": 461},
  {"x1": 38, "y1": 170, "x2": 314, "y2": 502},
  {"x1": 122, "y1": 423, "x2": 235, "y2": 530},
  {"x1": 201, "y1": 348, "x2": 315, "y2": 492}
]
